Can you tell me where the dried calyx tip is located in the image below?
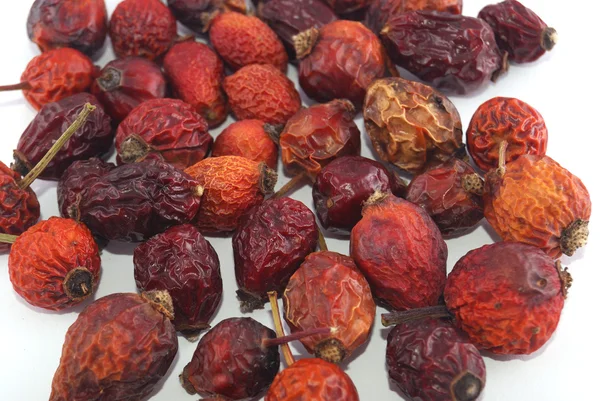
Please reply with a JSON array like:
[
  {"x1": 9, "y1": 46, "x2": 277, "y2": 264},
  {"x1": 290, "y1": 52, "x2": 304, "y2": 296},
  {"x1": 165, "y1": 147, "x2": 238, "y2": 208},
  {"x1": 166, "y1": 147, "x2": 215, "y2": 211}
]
[
  {"x1": 560, "y1": 219, "x2": 589, "y2": 257},
  {"x1": 555, "y1": 261, "x2": 573, "y2": 298},
  {"x1": 200, "y1": 9, "x2": 221, "y2": 33},
  {"x1": 63, "y1": 267, "x2": 94, "y2": 300},
  {"x1": 461, "y1": 174, "x2": 484, "y2": 196},
  {"x1": 264, "y1": 123, "x2": 283, "y2": 144},
  {"x1": 293, "y1": 27, "x2": 319, "y2": 59},
  {"x1": 451, "y1": 371, "x2": 483, "y2": 401},
  {"x1": 260, "y1": 164, "x2": 278, "y2": 195},
  {"x1": 142, "y1": 290, "x2": 175, "y2": 320},
  {"x1": 542, "y1": 27, "x2": 558, "y2": 51},
  {"x1": 315, "y1": 338, "x2": 346, "y2": 364},
  {"x1": 237, "y1": 289, "x2": 266, "y2": 313},
  {"x1": 193, "y1": 185, "x2": 205, "y2": 198},
  {"x1": 96, "y1": 67, "x2": 122, "y2": 92},
  {"x1": 119, "y1": 135, "x2": 150, "y2": 163},
  {"x1": 491, "y1": 51, "x2": 509, "y2": 82},
  {"x1": 365, "y1": 190, "x2": 389, "y2": 207}
]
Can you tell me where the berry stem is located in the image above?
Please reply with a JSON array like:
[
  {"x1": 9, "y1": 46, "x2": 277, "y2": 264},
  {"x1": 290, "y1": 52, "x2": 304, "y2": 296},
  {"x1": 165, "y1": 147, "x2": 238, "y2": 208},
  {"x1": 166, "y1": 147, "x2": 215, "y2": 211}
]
[
  {"x1": 273, "y1": 173, "x2": 306, "y2": 199},
  {"x1": 0, "y1": 233, "x2": 19, "y2": 243},
  {"x1": 263, "y1": 327, "x2": 332, "y2": 348},
  {"x1": 0, "y1": 81, "x2": 31, "y2": 92},
  {"x1": 381, "y1": 305, "x2": 451, "y2": 327},
  {"x1": 495, "y1": 140, "x2": 508, "y2": 178},
  {"x1": 267, "y1": 291, "x2": 295, "y2": 366},
  {"x1": 317, "y1": 227, "x2": 328, "y2": 251}
]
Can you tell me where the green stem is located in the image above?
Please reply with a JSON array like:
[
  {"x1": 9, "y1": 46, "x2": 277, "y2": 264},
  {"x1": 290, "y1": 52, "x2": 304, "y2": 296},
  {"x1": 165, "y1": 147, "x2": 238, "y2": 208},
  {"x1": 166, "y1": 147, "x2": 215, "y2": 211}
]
[{"x1": 0, "y1": 233, "x2": 19, "y2": 243}]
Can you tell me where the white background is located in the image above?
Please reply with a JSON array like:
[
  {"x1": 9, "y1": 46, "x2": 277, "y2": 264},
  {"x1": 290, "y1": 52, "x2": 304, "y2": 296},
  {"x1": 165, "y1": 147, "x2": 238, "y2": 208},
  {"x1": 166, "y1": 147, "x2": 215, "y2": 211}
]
[{"x1": 1, "y1": 1, "x2": 599, "y2": 400}]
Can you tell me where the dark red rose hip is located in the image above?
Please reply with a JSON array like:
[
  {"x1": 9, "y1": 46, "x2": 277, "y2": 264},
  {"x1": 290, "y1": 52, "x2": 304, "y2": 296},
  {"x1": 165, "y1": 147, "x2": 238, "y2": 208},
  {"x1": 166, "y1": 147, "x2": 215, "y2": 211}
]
[{"x1": 167, "y1": 0, "x2": 247, "y2": 33}]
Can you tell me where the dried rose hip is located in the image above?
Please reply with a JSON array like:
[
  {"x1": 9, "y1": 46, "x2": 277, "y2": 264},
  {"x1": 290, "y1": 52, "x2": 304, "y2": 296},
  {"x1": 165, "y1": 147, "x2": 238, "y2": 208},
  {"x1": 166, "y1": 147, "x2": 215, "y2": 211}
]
[
  {"x1": 134, "y1": 224, "x2": 222, "y2": 338},
  {"x1": 324, "y1": 0, "x2": 370, "y2": 14},
  {"x1": 351, "y1": 192, "x2": 447, "y2": 310},
  {"x1": 185, "y1": 156, "x2": 277, "y2": 232},
  {"x1": 295, "y1": 20, "x2": 394, "y2": 107},
  {"x1": 115, "y1": 98, "x2": 212, "y2": 169},
  {"x1": 163, "y1": 41, "x2": 228, "y2": 128},
  {"x1": 467, "y1": 97, "x2": 548, "y2": 172},
  {"x1": 27, "y1": 0, "x2": 108, "y2": 57},
  {"x1": 479, "y1": 0, "x2": 557, "y2": 63},
  {"x1": 13, "y1": 93, "x2": 112, "y2": 180},
  {"x1": 364, "y1": 77, "x2": 463, "y2": 174},
  {"x1": 91, "y1": 57, "x2": 167, "y2": 122},
  {"x1": 381, "y1": 11, "x2": 507, "y2": 94},
  {"x1": 0, "y1": 48, "x2": 95, "y2": 110},
  {"x1": 109, "y1": 0, "x2": 177, "y2": 61},
  {"x1": 313, "y1": 155, "x2": 406, "y2": 234},
  {"x1": 223, "y1": 64, "x2": 301, "y2": 125},
  {"x1": 366, "y1": 0, "x2": 463, "y2": 34},
  {"x1": 58, "y1": 158, "x2": 203, "y2": 242},
  {"x1": 212, "y1": 119, "x2": 278, "y2": 169},
  {"x1": 233, "y1": 197, "x2": 318, "y2": 311},
  {"x1": 168, "y1": 0, "x2": 247, "y2": 33},
  {"x1": 49, "y1": 291, "x2": 178, "y2": 400},
  {"x1": 405, "y1": 158, "x2": 484, "y2": 237},
  {"x1": 386, "y1": 318, "x2": 486, "y2": 401}
]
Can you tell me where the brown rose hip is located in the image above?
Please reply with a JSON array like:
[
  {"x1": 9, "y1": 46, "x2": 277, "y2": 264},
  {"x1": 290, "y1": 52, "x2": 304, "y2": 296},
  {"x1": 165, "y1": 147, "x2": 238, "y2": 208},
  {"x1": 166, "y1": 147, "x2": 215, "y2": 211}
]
[
  {"x1": 366, "y1": 0, "x2": 463, "y2": 34},
  {"x1": 168, "y1": 0, "x2": 247, "y2": 33},
  {"x1": 212, "y1": 120, "x2": 278, "y2": 169}
]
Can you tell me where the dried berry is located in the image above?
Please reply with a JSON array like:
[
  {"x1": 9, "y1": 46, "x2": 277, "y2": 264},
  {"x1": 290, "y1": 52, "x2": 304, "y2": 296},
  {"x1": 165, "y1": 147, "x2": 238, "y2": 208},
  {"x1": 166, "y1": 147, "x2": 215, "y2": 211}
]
[
  {"x1": 13, "y1": 93, "x2": 113, "y2": 180},
  {"x1": 295, "y1": 20, "x2": 394, "y2": 107},
  {"x1": 405, "y1": 158, "x2": 484, "y2": 237},
  {"x1": 479, "y1": 0, "x2": 557, "y2": 63},
  {"x1": 49, "y1": 291, "x2": 178, "y2": 400},
  {"x1": 185, "y1": 156, "x2": 277, "y2": 233},
  {"x1": 313, "y1": 155, "x2": 406, "y2": 234},
  {"x1": 163, "y1": 41, "x2": 228, "y2": 128},
  {"x1": 212, "y1": 119, "x2": 278, "y2": 169},
  {"x1": 115, "y1": 98, "x2": 212, "y2": 169},
  {"x1": 233, "y1": 197, "x2": 318, "y2": 311},
  {"x1": 381, "y1": 11, "x2": 507, "y2": 94},
  {"x1": 168, "y1": 0, "x2": 247, "y2": 33},
  {"x1": 134, "y1": 224, "x2": 222, "y2": 338},
  {"x1": 27, "y1": 0, "x2": 108, "y2": 56},
  {"x1": 351, "y1": 192, "x2": 447, "y2": 310},
  {"x1": 467, "y1": 97, "x2": 548, "y2": 172},
  {"x1": 364, "y1": 77, "x2": 463, "y2": 174},
  {"x1": 109, "y1": 0, "x2": 177, "y2": 61},
  {"x1": 91, "y1": 57, "x2": 167, "y2": 122},
  {"x1": 58, "y1": 158, "x2": 203, "y2": 242},
  {"x1": 324, "y1": 0, "x2": 370, "y2": 14},
  {"x1": 223, "y1": 64, "x2": 301, "y2": 125},
  {"x1": 0, "y1": 48, "x2": 95, "y2": 110},
  {"x1": 386, "y1": 318, "x2": 486, "y2": 401},
  {"x1": 210, "y1": 12, "x2": 288, "y2": 72}
]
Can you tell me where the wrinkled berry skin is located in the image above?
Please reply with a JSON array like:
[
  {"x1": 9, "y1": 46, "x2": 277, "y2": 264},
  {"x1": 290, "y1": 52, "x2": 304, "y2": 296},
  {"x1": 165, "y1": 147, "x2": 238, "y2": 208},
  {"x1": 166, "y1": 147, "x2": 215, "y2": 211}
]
[
  {"x1": 479, "y1": 0, "x2": 557, "y2": 63},
  {"x1": 382, "y1": 11, "x2": 505, "y2": 94},
  {"x1": 49, "y1": 292, "x2": 178, "y2": 401},
  {"x1": 181, "y1": 317, "x2": 280, "y2": 400},
  {"x1": 324, "y1": 0, "x2": 370, "y2": 14},
  {"x1": 351, "y1": 193, "x2": 447, "y2": 310},
  {"x1": 313, "y1": 155, "x2": 406, "y2": 234},
  {"x1": 406, "y1": 158, "x2": 484, "y2": 237},
  {"x1": 446, "y1": 242, "x2": 568, "y2": 355},
  {"x1": 212, "y1": 120, "x2": 278, "y2": 169},
  {"x1": 223, "y1": 64, "x2": 301, "y2": 125},
  {"x1": 115, "y1": 98, "x2": 212, "y2": 170},
  {"x1": 366, "y1": 0, "x2": 463, "y2": 34},
  {"x1": 27, "y1": 0, "x2": 108, "y2": 57},
  {"x1": 364, "y1": 77, "x2": 463, "y2": 174},
  {"x1": 58, "y1": 158, "x2": 203, "y2": 242},
  {"x1": 109, "y1": 0, "x2": 177, "y2": 61},
  {"x1": 163, "y1": 41, "x2": 228, "y2": 128},
  {"x1": 91, "y1": 57, "x2": 167, "y2": 122},
  {"x1": 467, "y1": 97, "x2": 548, "y2": 172},
  {"x1": 134, "y1": 224, "x2": 222, "y2": 334},
  {"x1": 13, "y1": 93, "x2": 113, "y2": 180},
  {"x1": 387, "y1": 318, "x2": 486, "y2": 401},
  {"x1": 233, "y1": 197, "x2": 318, "y2": 310},
  {"x1": 168, "y1": 0, "x2": 247, "y2": 33},
  {"x1": 265, "y1": 358, "x2": 360, "y2": 401}
]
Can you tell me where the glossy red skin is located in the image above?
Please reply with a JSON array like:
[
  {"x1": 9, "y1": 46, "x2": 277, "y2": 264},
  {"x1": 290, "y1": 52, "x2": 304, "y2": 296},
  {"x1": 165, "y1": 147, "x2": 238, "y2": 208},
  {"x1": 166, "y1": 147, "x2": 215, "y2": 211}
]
[
  {"x1": 386, "y1": 318, "x2": 486, "y2": 401},
  {"x1": 312, "y1": 155, "x2": 406, "y2": 234},
  {"x1": 223, "y1": 64, "x2": 301, "y2": 125},
  {"x1": 9, "y1": 217, "x2": 101, "y2": 311},
  {"x1": 14, "y1": 93, "x2": 113, "y2": 180},
  {"x1": 109, "y1": 0, "x2": 177, "y2": 61},
  {"x1": 446, "y1": 242, "x2": 566, "y2": 355},
  {"x1": 467, "y1": 97, "x2": 548, "y2": 172},
  {"x1": 382, "y1": 11, "x2": 504, "y2": 95},
  {"x1": 58, "y1": 158, "x2": 202, "y2": 242},
  {"x1": 91, "y1": 57, "x2": 167, "y2": 122},
  {"x1": 27, "y1": 0, "x2": 108, "y2": 57},
  {"x1": 212, "y1": 119, "x2": 278, "y2": 169},
  {"x1": 134, "y1": 224, "x2": 222, "y2": 333},
  {"x1": 280, "y1": 99, "x2": 361, "y2": 179},
  {"x1": 115, "y1": 98, "x2": 212, "y2": 170},
  {"x1": 298, "y1": 20, "x2": 392, "y2": 108},
  {"x1": 233, "y1": 197, "x2": 318, "y2": 306},
  {"x1": 181, "y1": 317, "x2": 280, "y2": 400},
  {"x1": 50, "y1": 293, "x2": 178, "y2": 401},
  {"x1": 265, "y1": 358, "x2": 360, "y2": 401},
  {"x1": 350, "y1": 194, "x2": 447, "y2": 310},
  {"x1": 324, "y1": 0, "x2": 370, "y2": 14},
  {"x1": 163, "y1": 41, "x2": 228, "y2": 128},
  {"x1": 167, "y1": 0, "x2": 247, "y2": 33}
]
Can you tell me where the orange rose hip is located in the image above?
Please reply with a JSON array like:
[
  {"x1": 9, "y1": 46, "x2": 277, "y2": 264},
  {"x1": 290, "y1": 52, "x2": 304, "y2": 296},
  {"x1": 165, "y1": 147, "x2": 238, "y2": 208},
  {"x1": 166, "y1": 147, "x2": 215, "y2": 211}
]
[{"x1": 212, "y1": 120, "x2": 278, "y2": 169}]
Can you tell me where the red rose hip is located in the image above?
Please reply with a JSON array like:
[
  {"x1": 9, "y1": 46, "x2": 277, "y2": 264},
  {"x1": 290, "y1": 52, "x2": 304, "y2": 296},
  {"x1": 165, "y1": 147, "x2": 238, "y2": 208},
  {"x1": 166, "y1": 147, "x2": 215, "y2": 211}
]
[
  {"x1": 366, "y1": 0, "x2": 463, "y2": 34},
  {"x1": 212, "y1": 120, "x2": 278, "y2": 169}
]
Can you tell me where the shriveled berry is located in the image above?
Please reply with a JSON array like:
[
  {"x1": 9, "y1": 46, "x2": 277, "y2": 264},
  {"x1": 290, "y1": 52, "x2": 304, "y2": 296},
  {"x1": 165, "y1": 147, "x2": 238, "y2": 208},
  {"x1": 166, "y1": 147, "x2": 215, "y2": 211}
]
[
  {"x1": 168, "y1": 0, "x2": 247, "y2": 33},
  {"x1": 212, "y1": 120, "x2": 278, "y2": 169},
  {"x1": 324, "y1": 0, "x2": 370, "y2": 14}
]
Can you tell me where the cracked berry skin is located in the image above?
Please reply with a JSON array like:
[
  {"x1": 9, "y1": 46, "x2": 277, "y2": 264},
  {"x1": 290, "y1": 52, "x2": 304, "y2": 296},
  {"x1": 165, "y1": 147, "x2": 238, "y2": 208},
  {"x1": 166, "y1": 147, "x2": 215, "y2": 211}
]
[
  {"x1": 351, "y1": 192, "x2": 447, "y2": 311},
  {"x1": 265, "y1": 358, "x2": 359, "y2": 401},
  {"x1": 168, "y1": 0, "x2": 247, "y2": 33},
  {"x1": 212, "y1": 120, "x2": 278, "y2": 169},
  {"x1": 386, "y1": 318, "x2": 486, "y2": 401},
  {"x1": 180, "y1": 317, "x2": 280, "y2": 400},
  {"x1": 445, "y1": 242, "x2": 568, "y2": 355},
  {"x1": 134, "y1": 224, "x2": 222, "y2": 335},
  {"x1": 233, "y1": 197, "x2": 318, "y2": 310},
  {"x1": 313, "y1": 155, "x2": 406, "y2": 235}
]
